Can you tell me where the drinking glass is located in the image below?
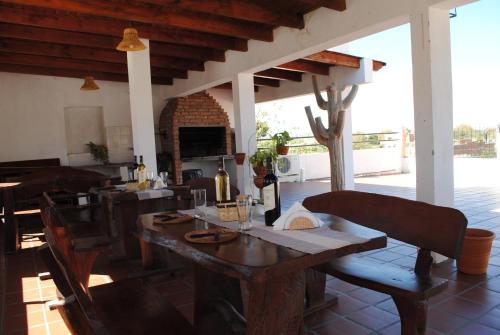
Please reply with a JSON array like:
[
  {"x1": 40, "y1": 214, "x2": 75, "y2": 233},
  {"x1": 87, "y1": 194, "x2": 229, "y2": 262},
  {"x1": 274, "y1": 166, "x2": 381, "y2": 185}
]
[
  {"x1": 236, "y1": 195, "x2": 253, "y2": 231},
  {"x1": 159, "y1": 171, "x2": 169, "y2": 186},
  {"x1": 193, "y1": 189, "x2": 207, "y2": 218}
]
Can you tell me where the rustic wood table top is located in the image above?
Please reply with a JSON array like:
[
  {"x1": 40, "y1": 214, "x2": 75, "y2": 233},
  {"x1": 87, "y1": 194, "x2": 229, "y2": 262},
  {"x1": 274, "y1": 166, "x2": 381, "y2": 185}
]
[{"x1": 138, "y1": 212, "x2": 387, "y2": 283}]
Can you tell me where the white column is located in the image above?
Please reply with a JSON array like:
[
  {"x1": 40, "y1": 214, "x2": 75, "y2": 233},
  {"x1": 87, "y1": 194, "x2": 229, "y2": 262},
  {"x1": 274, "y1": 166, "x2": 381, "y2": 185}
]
[
  {"x1": 232, "y1": 73, "x2": 256, "y2": 195},
  {"x1": 343, "y1": 108, "x2": 355, "y2": 190},
  {"x1": 410, "y1": 4, "x2": 454, "y2": 207},
  {"x1": 127, "y1": 39, "x2": 158, "y2": 174}
]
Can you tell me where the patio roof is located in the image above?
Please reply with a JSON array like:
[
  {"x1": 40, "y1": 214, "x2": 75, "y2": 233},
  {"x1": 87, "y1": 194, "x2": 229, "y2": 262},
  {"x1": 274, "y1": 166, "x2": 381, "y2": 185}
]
[
  {"x1": 214, "y1": 50, "x2": 386, "y2": 91},
  {"x1": 0, "y1": 0, "x2": 347, "y2": 85}
]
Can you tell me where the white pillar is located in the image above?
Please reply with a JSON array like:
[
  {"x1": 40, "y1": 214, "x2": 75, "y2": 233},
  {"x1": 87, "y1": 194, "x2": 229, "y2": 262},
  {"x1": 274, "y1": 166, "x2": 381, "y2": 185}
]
[
  {"x1": 127, "y1": 39, "x2": 158, "y2": 174},
  {"x1": 343, "y1": 108, "x2": 355, "y2": 190},
  {"x1": 410, "y1": 5, "x2": 454, "y2": 207},
  {"x1": 232, "y1": 73, "x2": 256, "y2": 195}
]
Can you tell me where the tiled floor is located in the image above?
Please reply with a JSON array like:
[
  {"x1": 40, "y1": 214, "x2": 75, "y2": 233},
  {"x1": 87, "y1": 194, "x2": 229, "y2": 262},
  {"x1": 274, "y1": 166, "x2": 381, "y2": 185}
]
[{"x1": 2, "y1": 177, "x2": 500, "y2": 334}]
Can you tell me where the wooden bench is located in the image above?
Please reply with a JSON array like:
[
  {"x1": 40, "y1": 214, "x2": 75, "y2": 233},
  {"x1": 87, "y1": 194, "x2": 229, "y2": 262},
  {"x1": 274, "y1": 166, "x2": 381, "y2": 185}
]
[
  {"x1": 43, "y1": 228, "x2": 195, "y2": 335},
  {"x1": 303, "y1": 190, "x2": 468, "y2": 335},
  {"x1": 3, "y1": 167, "x2": 110, "y2": 253}
]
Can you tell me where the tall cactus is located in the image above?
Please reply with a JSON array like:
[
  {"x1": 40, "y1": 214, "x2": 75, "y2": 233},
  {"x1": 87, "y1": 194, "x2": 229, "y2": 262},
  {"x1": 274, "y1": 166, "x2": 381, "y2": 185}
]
[{"x1": 305, "y1": 75, "x2": 358, "y2": 191}]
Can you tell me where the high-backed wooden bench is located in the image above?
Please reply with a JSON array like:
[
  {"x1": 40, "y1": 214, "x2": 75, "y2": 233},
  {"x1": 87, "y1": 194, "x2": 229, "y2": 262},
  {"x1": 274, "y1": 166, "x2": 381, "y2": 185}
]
[
  {"x1": 43, "y1": 228, "x2": 195, "y2": 335},
  {"x1": 40, "y1": 192, "x2": 111, "y2": 289},
  {"x1": 3, "y1": 167, "x2": 110, "y2": 253},
  {"x1": 303, "y1": 190, "x2": 468, "y2": 335}
]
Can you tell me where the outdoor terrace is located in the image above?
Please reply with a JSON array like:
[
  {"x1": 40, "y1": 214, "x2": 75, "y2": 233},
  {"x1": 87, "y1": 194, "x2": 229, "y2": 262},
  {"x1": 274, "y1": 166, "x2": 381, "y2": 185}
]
[{"x1": 2, "y1": 170, "x2": 500, "y2": 335}]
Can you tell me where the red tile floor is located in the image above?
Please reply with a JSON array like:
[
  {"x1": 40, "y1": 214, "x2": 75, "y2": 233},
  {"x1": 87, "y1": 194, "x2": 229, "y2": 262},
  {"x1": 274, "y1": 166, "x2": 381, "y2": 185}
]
[{"x1": 2, "y1": 179, "x2": 500, "y2": 334}]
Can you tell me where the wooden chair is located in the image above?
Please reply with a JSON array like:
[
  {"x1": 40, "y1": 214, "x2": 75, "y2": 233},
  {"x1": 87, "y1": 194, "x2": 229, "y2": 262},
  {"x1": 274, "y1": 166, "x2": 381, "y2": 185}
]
[
  {"x1": 303, "y1": 190, "x2": 468, "y2": 335},
  {"x1": 43, "y1": 228, "x2": 195, "y2": 335},
  {"x1": 185, "y1": 177, "x2": 240, "y2": 202}
]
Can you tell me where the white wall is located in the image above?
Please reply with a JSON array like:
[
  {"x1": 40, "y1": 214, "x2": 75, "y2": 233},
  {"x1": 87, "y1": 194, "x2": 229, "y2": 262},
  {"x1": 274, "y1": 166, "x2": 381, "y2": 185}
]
[
  {"x1": 207, "y1": 88, "x2": 235, "y2": 127},
  {"x1": 301, "y1": 147, "x2": 402, "y2": 180},
  {"x1": 0, "y1": 72, "x2": 169, "y2": 165}
]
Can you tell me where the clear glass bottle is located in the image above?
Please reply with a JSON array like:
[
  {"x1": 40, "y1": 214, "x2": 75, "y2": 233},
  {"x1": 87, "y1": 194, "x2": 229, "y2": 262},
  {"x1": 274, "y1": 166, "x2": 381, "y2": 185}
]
[
  {"x1": 137, "y1": 155, "x2": 147, "y2": 190},
  {"x1": 214, "y1": 156, "x2": 230, "y2": 202}
]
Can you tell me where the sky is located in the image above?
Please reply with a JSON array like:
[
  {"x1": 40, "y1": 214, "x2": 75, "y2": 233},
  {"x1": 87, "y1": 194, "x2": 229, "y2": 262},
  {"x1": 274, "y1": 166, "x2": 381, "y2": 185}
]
[{"x1": 256, "y1": 0, "x2": 500, "y2": 135}]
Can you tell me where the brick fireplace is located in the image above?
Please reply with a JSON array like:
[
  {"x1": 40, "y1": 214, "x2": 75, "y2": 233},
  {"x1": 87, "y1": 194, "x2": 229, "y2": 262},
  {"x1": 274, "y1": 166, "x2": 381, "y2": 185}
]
[{"x1": 159, "y1": 92, "x2": 231, "y2": 184}]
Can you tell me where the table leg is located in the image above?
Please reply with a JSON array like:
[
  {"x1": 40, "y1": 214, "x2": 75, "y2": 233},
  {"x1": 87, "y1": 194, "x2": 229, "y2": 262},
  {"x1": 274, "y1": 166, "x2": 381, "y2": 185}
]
[
  {"x1": 245, "y1": 271, "x2": 305, "y2": 335},
  {"x1": 194, "y1": 265, "x2": 244, "y2": 335},
  {"x1": 139, "y1": 238, "x2": 154, "y2": 269},
  {"x1": 304, "y1": 269, "x2": 338, "y2": 317}
]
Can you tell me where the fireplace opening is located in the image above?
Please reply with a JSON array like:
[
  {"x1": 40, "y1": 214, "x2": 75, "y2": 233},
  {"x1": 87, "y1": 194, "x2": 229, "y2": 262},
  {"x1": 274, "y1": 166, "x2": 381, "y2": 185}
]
[{"x1": 179, "y1": 126, "x2": 226, "y2": 159}]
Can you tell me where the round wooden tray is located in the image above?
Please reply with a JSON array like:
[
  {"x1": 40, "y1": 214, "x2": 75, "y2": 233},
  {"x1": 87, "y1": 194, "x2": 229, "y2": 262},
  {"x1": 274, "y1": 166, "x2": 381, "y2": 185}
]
[{"x1": 184, "y1": 228, "x2": 238, "y2": 244}]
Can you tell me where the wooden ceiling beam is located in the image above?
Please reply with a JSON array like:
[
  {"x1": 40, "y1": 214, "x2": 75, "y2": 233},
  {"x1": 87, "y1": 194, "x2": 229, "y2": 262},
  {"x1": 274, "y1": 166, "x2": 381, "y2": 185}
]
[
  {"x1": 0, "y1": 38, "x2": 205, "y2": 71},
  {"x1": 304, "y1": 50, "x2": 386, "y2": 71},
  {"x1": 0, "y1": 63, "x2": 173, "y2": 85},
  {"x1": 0, "y1": 4, "x2": 247, "y2": 51},
  {"x1": 137, "y1": 0, "x2": 304, "y2": 29},
  {"x1": 253, "y1": 77, "x2": 280, "y2": 87},
  {"x1": 0, "y1": 23, "x2": 226, "y2": 62},
  {"x1": 1, "y1": 0, "x2": 272, "y2": 41},
  {"x1": 275, "y1": 59, "x2": 330, "y2": 75},
  {"x1": 255, "y1": 68, "x2": 303, "y2": 82},
  {"x1": 293, "y1": 0, "x2": 346, "y2": 11},
  {"x1": 213, "y1": 82, "x2": 259, "y2": 92},
  {"x1": 0, "y1": 51, "x2": 188, "y2": 78}
]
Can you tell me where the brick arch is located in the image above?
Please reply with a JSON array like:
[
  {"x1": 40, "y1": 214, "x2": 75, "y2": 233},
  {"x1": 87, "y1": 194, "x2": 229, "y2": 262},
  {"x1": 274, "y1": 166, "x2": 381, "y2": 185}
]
[{"x1": 159, "y1": 91, "x2": 231, "y2": 184}]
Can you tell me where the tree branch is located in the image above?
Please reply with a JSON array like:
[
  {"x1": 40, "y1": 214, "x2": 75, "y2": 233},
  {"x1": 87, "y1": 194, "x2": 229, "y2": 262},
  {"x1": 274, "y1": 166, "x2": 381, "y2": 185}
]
[
  {"x1": 334, "y1": 110, "x2": 346, "y2": 137},
  {"x1": 315, "y1": 116, "x2": 329, "y2": 139}
]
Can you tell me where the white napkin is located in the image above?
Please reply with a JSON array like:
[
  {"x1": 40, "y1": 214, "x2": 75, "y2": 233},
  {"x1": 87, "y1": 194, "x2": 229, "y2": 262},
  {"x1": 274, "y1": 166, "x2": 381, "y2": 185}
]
[
  {"x1": 153, "y1": 176, "x2": 166, "y2": 189},
  {"x1": 273, "y1": 202, "x2": 323, "y2": 230}
]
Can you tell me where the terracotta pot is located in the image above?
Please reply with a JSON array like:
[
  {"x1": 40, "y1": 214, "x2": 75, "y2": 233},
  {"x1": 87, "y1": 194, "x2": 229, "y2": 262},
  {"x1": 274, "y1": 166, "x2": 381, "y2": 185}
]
[
  {"x1": 457, "y1": 228, "x2": 495, "y2": 275},
  {"x1": 276, "y1": 145, "x2": 289, "y2": 155},
  {"x1": 253, "y1": 165, "x2": 267, "y2": 177},
  {"x1": 253, "y1": 176, "x2": 264, "y2": 189},
  {"x1": 235, "y1": 153, "x2": 246, "y2": 165}
]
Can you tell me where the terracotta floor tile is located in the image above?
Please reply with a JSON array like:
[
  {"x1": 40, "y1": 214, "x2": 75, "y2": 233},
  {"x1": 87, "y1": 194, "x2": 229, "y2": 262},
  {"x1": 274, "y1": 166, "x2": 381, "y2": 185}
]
[
  {"x1": 347, "y1": 288, "x2": 390, "y2": 305},
  {"x1": 482, "y1": 277, "x2": 500, "y2": 293},
  {"x1": 346, "y1": 306, "x2": 399, "y2": 331},
  {"x1": 368, "y1": 251, "x2": 404, "y2": 262},
  {"x1": 439, "y1": 296, "x2": 493, "y2": 320},
  {"x1": 325, "y1": 278, "x2": 359, "y2": 293},
  {"x1": 314, "y1": 317, "x2": 372, "y2": 335},
  {"x1": 459, "y1": 286, "x2": 500, "y2": 307},
  {"x1": 305, "y1": 309, "x2": 340, "y2": 328},
  {"x1": 452, "y1": 322, "x2": 500, "y2": 335},
  {"x1": 48, "y1": 321, "x2": 72, "y2": 335},
  {"x1": 7, "y1": 324, "x2": 47, "y2": 335},
  {"x1": 478, "y1": 308, "x2": 500, "y2": 330},
  {"x1": 329, "y1": 294, "x2": 368, "y2": 316},
  {"x1": 375, "y1": 299, "x2": 398, "y2": 315},
  {"x1": 428, "y1": 308, "x2": 469, "y2": 333},
  {"x1": 163, "y1": 289, "x2": 194, "y2": 307}
]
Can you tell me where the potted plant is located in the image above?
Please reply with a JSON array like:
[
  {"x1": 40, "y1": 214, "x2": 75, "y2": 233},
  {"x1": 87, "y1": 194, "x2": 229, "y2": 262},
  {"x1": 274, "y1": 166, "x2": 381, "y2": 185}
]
[
  {"x1": 235, "y1": 153, "x2": 246, "y2": 165},
  {"x1": 457, "y1": 228, "x2": 496, "y2": 275},
  {"x1": 86, "y1": 142, "x2": 109, "y2": 164},
  {"x1": 272, "y1": 131, "x2": 292, "y2": 155},
  {"x1": 250, "y1": 150, "x2": 276, "y2": 177}
]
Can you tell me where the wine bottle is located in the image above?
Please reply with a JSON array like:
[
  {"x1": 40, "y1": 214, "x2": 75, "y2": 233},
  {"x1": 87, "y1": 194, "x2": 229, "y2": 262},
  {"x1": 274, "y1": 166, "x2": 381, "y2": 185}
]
[
  {"x1": 137, "y1": 155, "x2": 147, "y2": 190},
  {"x1": 132, "y1": 155, "x2": 139, "y2": 181},
  {"x1": 214, "y1": 156, "x2": 230, "y2": 202},
  {"x1": 263, "y1": 157, "x2": 280, "y2": 226}
]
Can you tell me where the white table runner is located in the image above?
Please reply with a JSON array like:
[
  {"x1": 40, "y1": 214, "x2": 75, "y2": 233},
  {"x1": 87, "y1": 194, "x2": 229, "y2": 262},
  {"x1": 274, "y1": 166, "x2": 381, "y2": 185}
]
[
  {"x1": 136, "y1": 189, "x2": 174, "y2": 200},
  {"x1": 181, "y1": 207, "x2": 368, "y2": 254}
]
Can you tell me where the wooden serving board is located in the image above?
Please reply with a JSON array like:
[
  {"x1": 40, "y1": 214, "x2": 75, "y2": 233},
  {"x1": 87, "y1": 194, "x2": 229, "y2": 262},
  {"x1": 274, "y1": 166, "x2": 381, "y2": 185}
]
[
  {"x1": 185, "y1": 228, "x2": 238, "y2": 244},
  {"x1": 153, "y1": 213, "x2": 194, "y2": 225}
]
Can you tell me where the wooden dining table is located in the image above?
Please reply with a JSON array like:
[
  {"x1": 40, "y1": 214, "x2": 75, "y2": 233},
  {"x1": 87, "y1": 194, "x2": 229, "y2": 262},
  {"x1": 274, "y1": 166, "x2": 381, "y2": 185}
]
[{"x1": 137, "y1": 212, "x2": 387, "y2": 335}]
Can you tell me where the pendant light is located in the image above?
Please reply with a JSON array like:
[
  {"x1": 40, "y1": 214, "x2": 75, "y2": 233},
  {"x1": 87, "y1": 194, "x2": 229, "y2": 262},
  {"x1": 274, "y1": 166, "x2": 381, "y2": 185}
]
[
  {"x1": 116, "y1": 28, "x2": 146, "y2": 52},
  {"x1": 80, "y1": 76, "x2": 100, "y2": 91}
]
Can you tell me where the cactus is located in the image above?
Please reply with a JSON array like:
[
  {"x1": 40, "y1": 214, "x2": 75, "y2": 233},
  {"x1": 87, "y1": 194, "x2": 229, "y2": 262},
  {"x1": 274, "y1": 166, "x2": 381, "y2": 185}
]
[{"x1": 305, "y1": 75, "x2": 358, "y2": 191}]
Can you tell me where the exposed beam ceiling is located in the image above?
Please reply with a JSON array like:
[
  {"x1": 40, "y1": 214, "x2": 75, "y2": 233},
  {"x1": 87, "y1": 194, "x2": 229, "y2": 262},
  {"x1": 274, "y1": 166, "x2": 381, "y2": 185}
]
[{"x1": 0, "y1": 0, "x2": 348, "y2": 85}]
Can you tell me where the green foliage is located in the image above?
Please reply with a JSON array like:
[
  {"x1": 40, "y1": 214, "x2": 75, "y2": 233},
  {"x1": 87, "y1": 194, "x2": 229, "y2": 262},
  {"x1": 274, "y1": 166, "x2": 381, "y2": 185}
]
[
  {"x1": 256, "y1": 119, "x2": 270, "y2": 138},
  {"x1": 249, "y1": 149, "x2": 277, "y2": 167},
  {"x1": 271, "y1": 131, "x2": 292, "y2": 147},
  {"x1": 86, "y1": 142, "x2": 109, "y2": 164}
]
